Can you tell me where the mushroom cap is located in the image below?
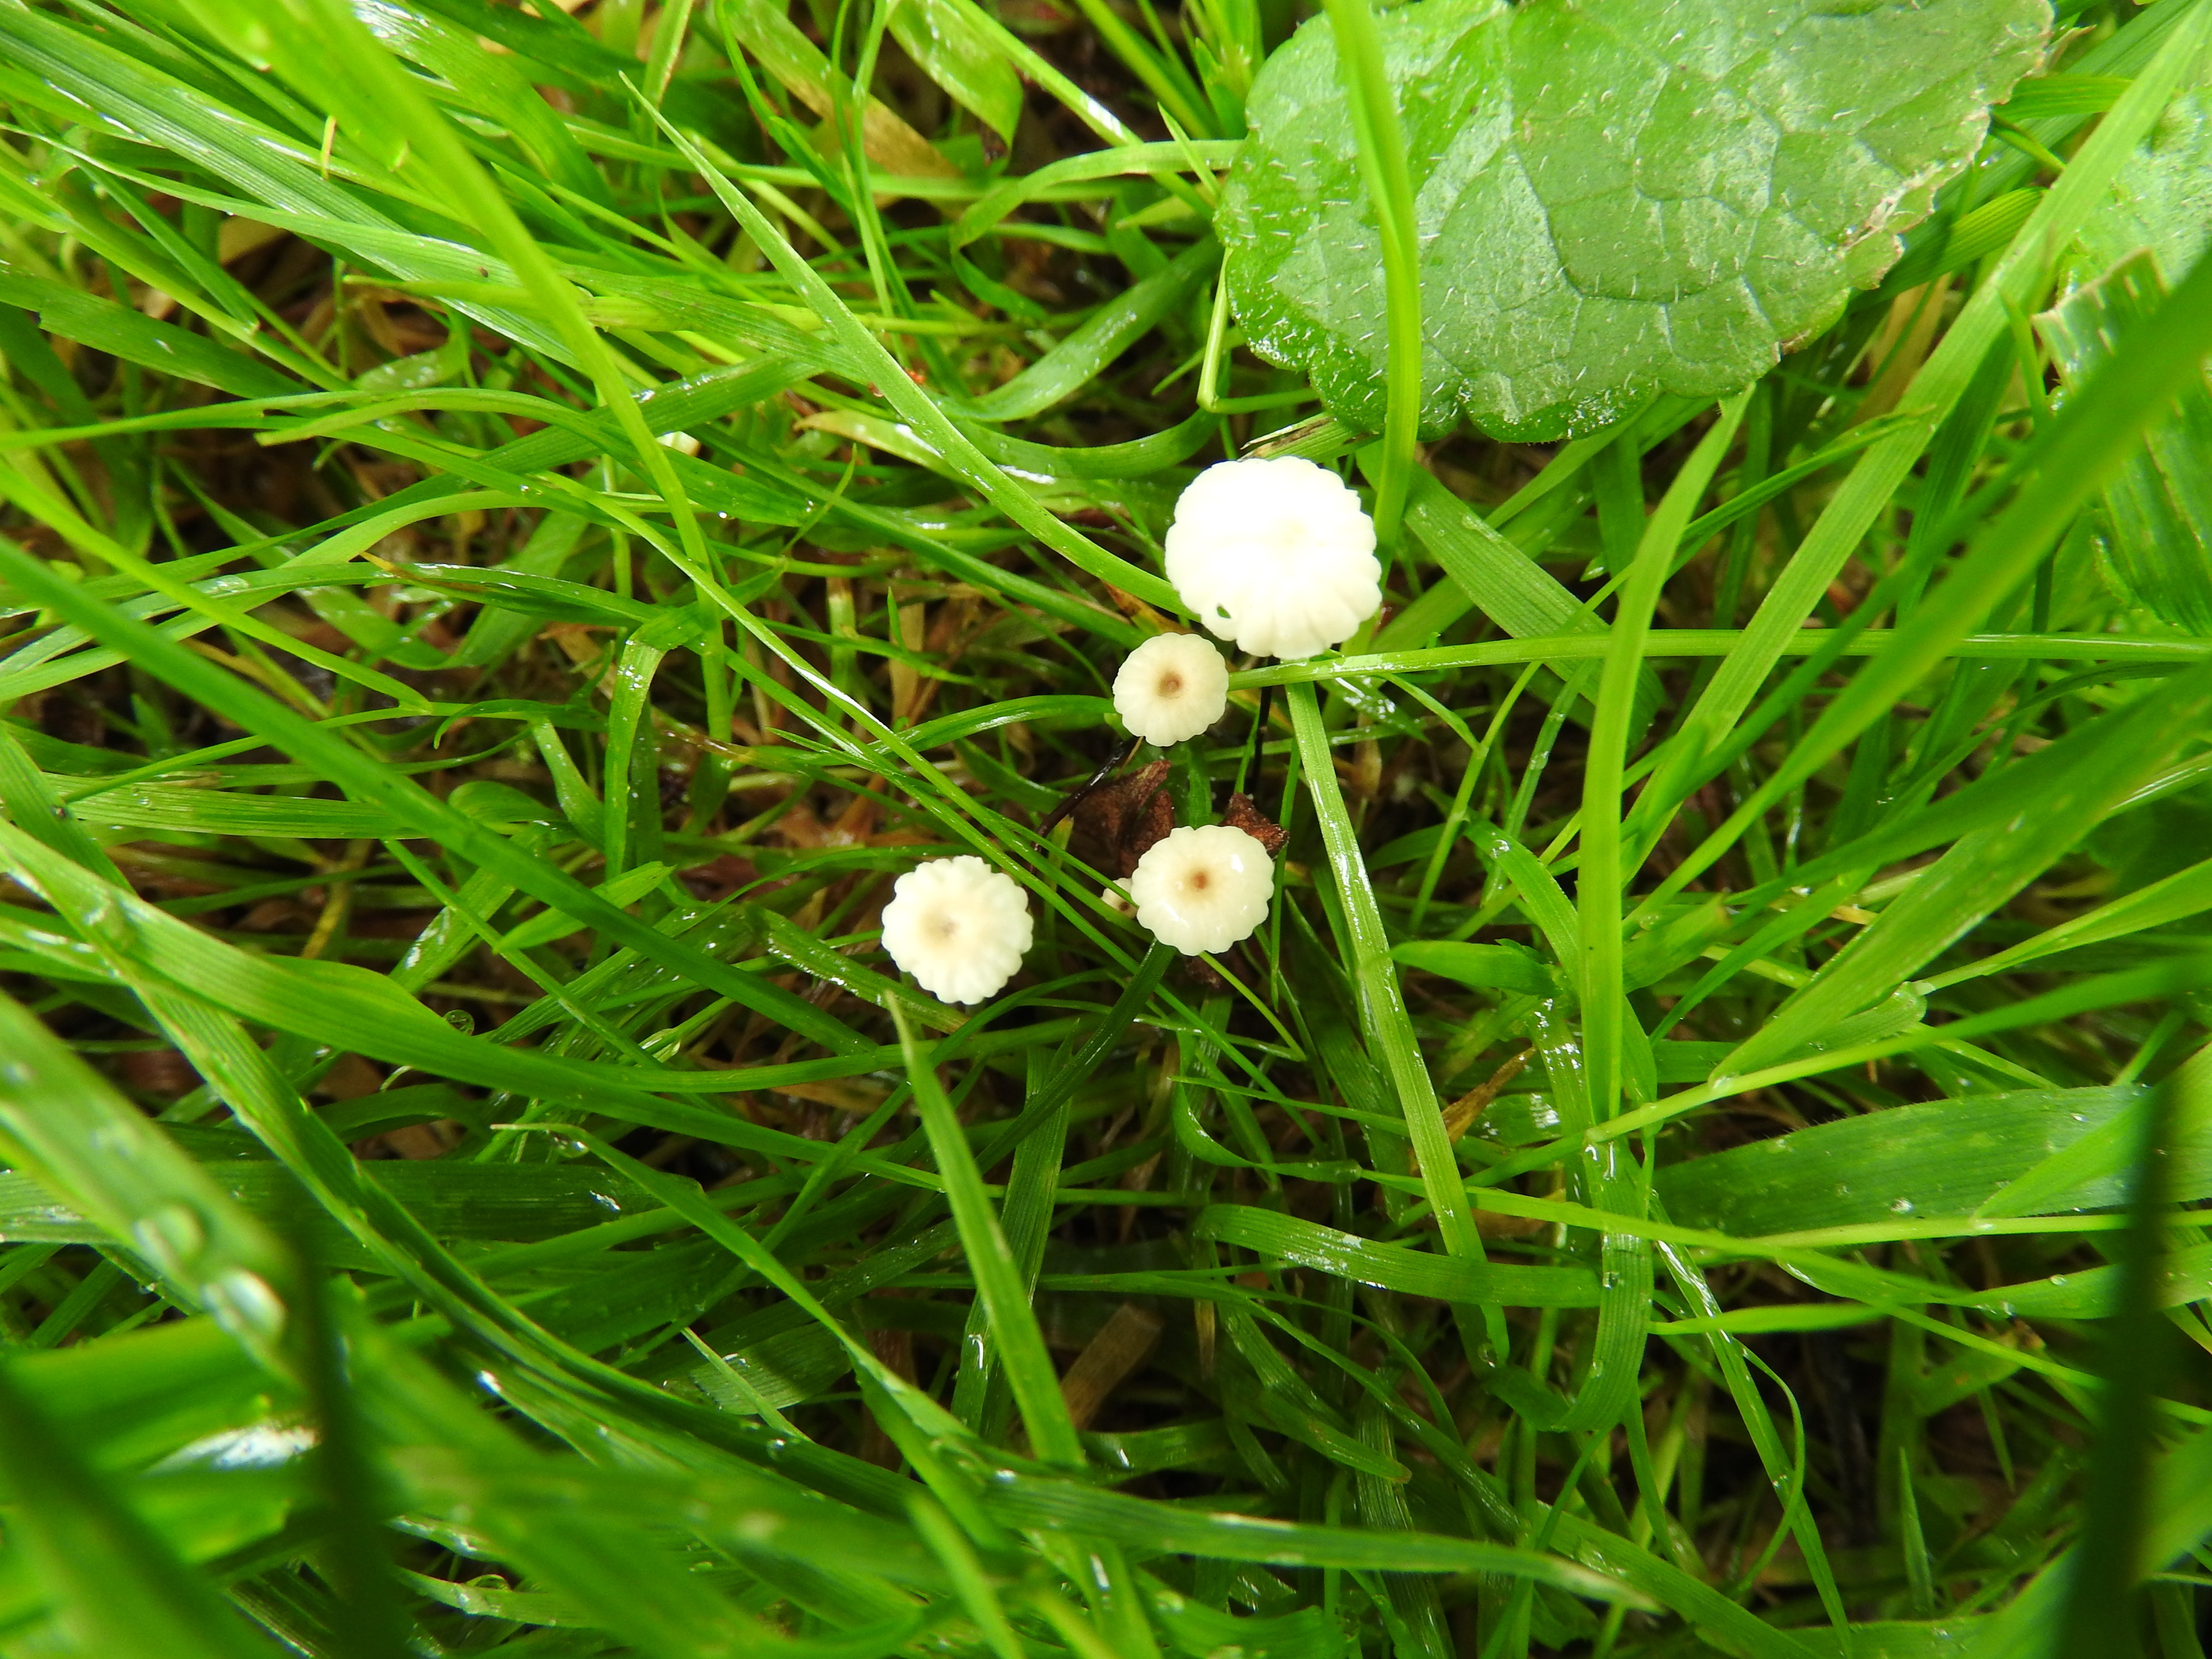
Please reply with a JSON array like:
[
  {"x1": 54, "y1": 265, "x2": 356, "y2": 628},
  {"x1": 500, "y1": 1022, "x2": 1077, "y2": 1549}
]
[
  {"x1": 879, "y1": 855, "x2": 1034, "y2": 1004},
  {"x1": 1128, "y1": 824, "x2": 1274, "y2": 956},
  {"x1": 1112, "y1": 632, "x2": 1230, "y2": 746},
  {"x1": 1163, "y1": 457, "x2": 1381, "y2": 659}
]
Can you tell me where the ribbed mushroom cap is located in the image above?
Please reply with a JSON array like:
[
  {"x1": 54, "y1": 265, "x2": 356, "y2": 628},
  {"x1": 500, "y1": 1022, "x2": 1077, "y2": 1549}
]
[
  {"x1": 879, "y1": 855, "x2": 1033, "y2": 1004},
  {"x1": 1112, "y1": 632, "x2": 1230, "y2": 746},
  {"x1": 1163, "y1": 457, "x2": 1380, "y2": 659},
  {"x1": 1127, "y1": 824, "x2": 1273, "y2": 956}
]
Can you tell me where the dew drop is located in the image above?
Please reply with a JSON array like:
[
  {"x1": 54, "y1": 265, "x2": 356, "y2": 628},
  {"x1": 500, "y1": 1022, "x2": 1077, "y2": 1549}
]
[{"x1": 132, "y1": 1202, "x2": 206, "y2": 1274}]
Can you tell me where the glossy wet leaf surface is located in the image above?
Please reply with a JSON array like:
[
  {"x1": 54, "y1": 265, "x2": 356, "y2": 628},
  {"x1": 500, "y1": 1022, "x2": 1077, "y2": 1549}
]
[{"x1": 1219, "y1": 0, "x2": 2048, "y2": 438}]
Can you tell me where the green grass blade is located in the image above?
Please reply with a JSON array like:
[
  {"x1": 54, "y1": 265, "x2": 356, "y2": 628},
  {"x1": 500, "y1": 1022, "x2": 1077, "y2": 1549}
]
[
  {"x1": 1724, "y1": 652, "x2": 2212, "y2": 1077},
  {"x1": 1660, "y1": 0, "x2": 2212, "y2": 830},
  {"x1": 0, "y1": 538, "x2": 866, "y2": 1054},
  {"x1": 1318, "y1": 0, "x2": 1421, "y2": 545},
  {"x1": 0, "y1": 1358, "x2": 277, "y2": 1659},
  {"x1": 892, "y1": 1003, "x2": 1086, "y2": 1467},
  {"x1": 1288, "y1": 680, "x2": 1500, "y2": 1351}
]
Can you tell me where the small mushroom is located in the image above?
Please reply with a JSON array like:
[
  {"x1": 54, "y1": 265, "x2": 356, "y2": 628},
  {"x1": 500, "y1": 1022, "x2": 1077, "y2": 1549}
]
[
  {"x1": 1164, "y1": 457, "x2": 1381, "y2": 660},
  {"x1": 1127, "y1": 824, "x2": 1274, "y2": 956},
  {"x1": 879, "y1": 855, "x2": 1033, "y2": 1004},
  {"x1": 1112, "y1": 632, "x2": 1229, "y2": 746}
]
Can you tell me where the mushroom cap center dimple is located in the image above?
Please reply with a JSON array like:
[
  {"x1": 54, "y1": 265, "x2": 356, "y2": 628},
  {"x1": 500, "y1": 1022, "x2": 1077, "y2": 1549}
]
[
  {"x1": 932, "y1": 914, "x2": 959, "y2": 939},
  {"x1": 1189, "y1": 868, "x2": 1211, "y2": 891},
  {"x1": 1157, "y1": 673, "x2": 1182, "y2": 696}
]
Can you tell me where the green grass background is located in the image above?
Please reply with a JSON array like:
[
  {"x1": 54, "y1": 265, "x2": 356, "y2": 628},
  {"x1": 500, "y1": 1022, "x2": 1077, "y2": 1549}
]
[{"x1": 1, "y1": 0, "x2": 2212, "y2": 1654}]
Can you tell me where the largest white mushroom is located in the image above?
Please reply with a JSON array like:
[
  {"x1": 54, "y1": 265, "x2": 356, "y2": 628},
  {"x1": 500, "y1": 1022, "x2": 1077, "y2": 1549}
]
[
  {"x1": 1164, "y1": 457, "x2": 1381, "y2": 660},
  {"x1": 880, "y1": 856, "x2": 1033, "y2": 1004}
]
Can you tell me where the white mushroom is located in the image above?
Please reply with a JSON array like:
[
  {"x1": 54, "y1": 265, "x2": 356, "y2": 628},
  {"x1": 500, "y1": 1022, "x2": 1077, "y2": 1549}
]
[
  {"x1": 1112, "y1": 632, "x2": 1229, "y2": 746},
  {"x1": 1163, "y1": 457, "x2": 1381, "y2": 659},
  {"x1": 879, "y1": 855, "x2": 1033, "y2": 1004},
  {"x1": 1127, "y1": 824, "x2": 1273, "y2": 956}
]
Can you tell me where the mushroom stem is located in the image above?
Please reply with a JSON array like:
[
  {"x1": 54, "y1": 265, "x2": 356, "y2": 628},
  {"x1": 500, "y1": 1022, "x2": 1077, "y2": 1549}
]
[{"x1": 1040, "y1": 734, "x2": 1143, "y2": 838}]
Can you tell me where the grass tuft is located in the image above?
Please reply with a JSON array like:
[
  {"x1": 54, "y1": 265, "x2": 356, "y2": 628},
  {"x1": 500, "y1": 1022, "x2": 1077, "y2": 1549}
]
[{"x1": 2, "y1": 0, "x2": 2211, "y2": 1655}]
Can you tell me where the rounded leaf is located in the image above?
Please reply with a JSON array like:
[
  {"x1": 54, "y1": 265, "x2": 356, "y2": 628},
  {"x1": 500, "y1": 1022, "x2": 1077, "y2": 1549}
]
[{"x1": 1219, "y1": 0, "x2": 2049, "y2": 440}]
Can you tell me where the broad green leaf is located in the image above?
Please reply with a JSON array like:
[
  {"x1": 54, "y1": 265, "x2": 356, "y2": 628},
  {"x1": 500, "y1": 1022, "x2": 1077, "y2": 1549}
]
[{"x1": 1218, "y1": 0, "x2": 2047, "y2": 438}]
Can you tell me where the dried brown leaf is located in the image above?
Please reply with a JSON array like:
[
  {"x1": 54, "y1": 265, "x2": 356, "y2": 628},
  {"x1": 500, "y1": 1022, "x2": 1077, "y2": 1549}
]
[
  {"x1": 1070, "y1": 757, "x2": 1174, "y2": 879},
  {"x1": 1221, "y1": 792, "x2": 1287, "y2": 858}
]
